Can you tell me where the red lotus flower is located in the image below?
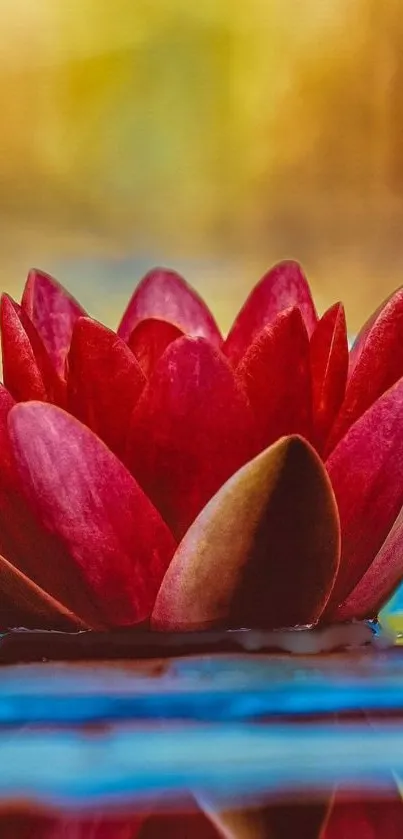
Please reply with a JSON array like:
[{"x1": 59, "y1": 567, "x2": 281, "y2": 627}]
[{"x1": 0, "y1": 261, "x2": 402, "y2": 631}]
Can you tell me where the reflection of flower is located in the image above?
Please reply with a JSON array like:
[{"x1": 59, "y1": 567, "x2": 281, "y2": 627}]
[
  {"x1": 0, "y1": 261, "x2": 402, "y2": 631},
  {"x1": 2, "y1": 795, "x2": 403, "y2": 838}
]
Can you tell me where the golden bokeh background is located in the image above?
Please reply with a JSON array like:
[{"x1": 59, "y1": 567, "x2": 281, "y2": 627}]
[{"x1": 0, "y1": 0, "x2": 402, "y2": 331}]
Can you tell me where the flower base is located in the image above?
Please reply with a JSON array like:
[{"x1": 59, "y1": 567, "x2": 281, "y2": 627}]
[{"x1": 0, "y1": 621, "x2": 388, "y2": 664}]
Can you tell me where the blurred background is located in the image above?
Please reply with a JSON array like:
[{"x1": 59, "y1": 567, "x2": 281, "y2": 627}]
[{"x1": 0, "y1": 0, "x2": 402, "y2": 331}]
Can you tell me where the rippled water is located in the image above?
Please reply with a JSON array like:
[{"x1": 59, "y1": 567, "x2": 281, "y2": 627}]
[{"x1": 0, "y1": 623, "x2": 402, "y2": 823}]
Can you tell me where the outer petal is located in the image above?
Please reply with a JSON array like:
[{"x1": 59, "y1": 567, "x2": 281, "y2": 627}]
[
  {"x1": 68, "y1": 318, "x2": 146, "y2": 460},
  {"x1": 117, "y1": 268, "x2": 222, "y2": 347},
  {"x1": 325, "y1": 377, "x2": 403, "y2": 615},
  {"x1": 128, "y1": 318, "x2": 184, "y2": 377},
  {"x1": 21, "y1": 269, "x2": 87, "y2": 377},
  {"x1": 326, "y1": 287, "x2": 403, "y2": 453},
  {"x1": 310, "y1": 303, "x2": 348, "y2": 452},
  {"x1": 127, "y1": 337, "x2": 259, "y2": 540},
  {"x1": 1, "y1": 295, "x2": 65, "y2": 405},
  {"x1": 8, "y1": 403, "x2": 176, "y2": 627},
  {"x1": 237, "y1": 307, "x2": 312, "y2": 450},
  {"x1": 0, "y1": 552, "x2": 86, "y2": 629},
  {"x1": 152, "y1": 436, "x2": 340, "y2": 630},
  {"x1": 0, "y1": 388, "x2": 103, "y2": 627},
  {"x1": 336, "y1": 505, "x2": 403, "y2": 621},
  {"x1": 224, "y1": 261, "x2": 318, "y2": 365}
]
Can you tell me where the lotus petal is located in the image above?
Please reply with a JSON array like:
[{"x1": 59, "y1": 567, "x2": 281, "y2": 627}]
[
  {"x1": 8, "y1": 403, "x2": 176, "y2": 627},
  {"x1": 336, "y1": 505, "x2": 403, "y2": 621},
  {"x1": 0, "y1": 387, "x2": 105, "y2": 625},
  {"x1": 127, "y1": 337, "x2": 258, "y2": 539},
  {"x1": 237, "y1": 307, "x2": 312, "y2": 450},
  {"x1": 68, "y1": 318, "x2": 146, "y2": 460},
  {"x1": 310, "y1": 303, "x2": 348, "y2": 452},
  {"x1": 128, "y1": 318, "x2": 184, "y2": 377},
  {"x1": 0, "y1": 385, "x2": 16, "y2": 472},
  {"x1": 1, "y1": 295, "x2": 65, "y2": 405},
  {"x1": 152, "y1": 436, "x2": 340, "y2": 630},
  {"x1": 0, "y1": 481, "x2": 104, "y2": 629},
  {"x1": 21, "y1": 269, "x2": 86, "y2": 377},
  {"x1": 325, "y1": 377, "x2": 403, "y2": 613},
  {"x1": 0, "y1": 552, "x2": 86, "y2": 629},
  {"x1": 118, "y1": 268, "x2": 222, "y2": 347},
  {"x1": 224, "y1": 261, "x2": 318, "y2": 365},
  {"x1": 326, "y1": 287, "x2": 403, "y2": 453}
]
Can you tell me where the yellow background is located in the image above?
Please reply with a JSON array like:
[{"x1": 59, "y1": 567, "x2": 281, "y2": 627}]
[{"x1": 0, "y1": 0, "x2": 402, "y2": 332}]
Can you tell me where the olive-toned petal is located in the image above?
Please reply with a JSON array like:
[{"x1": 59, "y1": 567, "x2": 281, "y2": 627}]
[
  {"x1": 224, "y1": 261, "x2": 318, "y2": 366},
  {"x1": 68, "y1": 317, "x2": 146, "y2": 460},
  {"x1": 0, "y1": 553, "x2": 86, "y2": 629},
  {"x1": 310, "y1": 303, "x2": 348, "y2": 453},
  {"x1": 127, "y1": 337, "x2": 258, "y2": 540},
  {"x1": 237, "y1": 307, "x2": 312, "y2": 450},
  {"x1": 128, "y1": 317, "x2": 184, "y2": 377},
  {"x1": 335, "y1": 506, "x2": 403, "y2": 621},
  {"x1": 152, "y1": 436, "x2": 340, "y2": 631},
  {"x1": 325, "y1": 376, "x2": 403, "y2": 614},
  {"x1": 9, "y1": 402, "x2": 176, "y2": 627},
  {"x1": 118, "y1": 268, "x2": 222, "y2": 346},
  {"x1": 326, "y1": 287, "x2": 403, "y2": 454},
  {"x1": 21, "y1": 269, "x2": 87, "y2": 377}
]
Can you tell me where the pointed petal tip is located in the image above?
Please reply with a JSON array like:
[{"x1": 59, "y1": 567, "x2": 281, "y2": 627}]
[
  {"x1": 224, "y1": 260, "x2": 318, "y2": 365},
  {"x1": 118, "y1": 267, "x2": 222, "y2": 346},
  {"x1": 21, "y1": 269, "x2": 87, "y2": 377}
]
